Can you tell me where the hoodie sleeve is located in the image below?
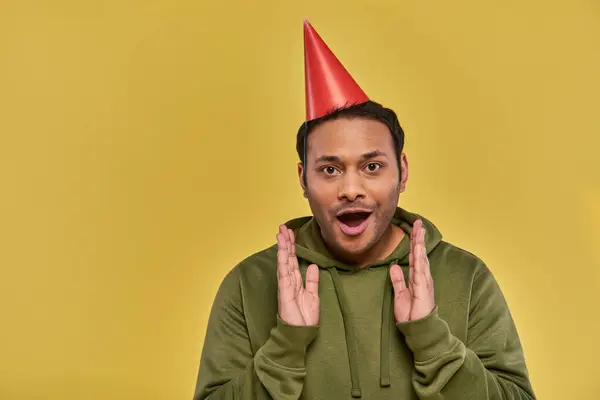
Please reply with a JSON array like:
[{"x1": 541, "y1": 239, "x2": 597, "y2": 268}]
[
  {"x1": 193, "y1": 267, "x2": 318, "y2": 400},
  {"x1": 396, "y1": 264, "x2": 536, "y2": 400}
]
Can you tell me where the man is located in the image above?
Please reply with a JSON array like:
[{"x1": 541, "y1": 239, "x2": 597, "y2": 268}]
[{"x1": 193, "y1": 20, "x2": 536, "y2": 399}]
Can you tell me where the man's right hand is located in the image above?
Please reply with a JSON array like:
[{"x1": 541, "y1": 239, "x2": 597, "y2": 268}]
[{"x1": 276, "y1": 225, "x2": 320, "y2": 326}]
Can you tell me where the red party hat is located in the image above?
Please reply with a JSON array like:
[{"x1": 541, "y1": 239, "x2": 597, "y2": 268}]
[{"x1": 303, "y1": 20, "x2": 369, "y2": 121}]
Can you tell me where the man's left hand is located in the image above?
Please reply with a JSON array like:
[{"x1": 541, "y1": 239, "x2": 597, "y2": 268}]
[{"x1": 390, "y1": 219, "x2": 436, "y2": 323}]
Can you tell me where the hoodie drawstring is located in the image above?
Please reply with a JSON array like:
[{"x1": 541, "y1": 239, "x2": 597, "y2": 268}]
[
  {"x1": 327, "y1": 261, "x2": 398, "y2": 398},
  {"x1": 380, "y1": 268, "x2": 392, "y2": 387},
  {"x1": 328, "y1": 267, "x2": 362, "y2": 398},
  {"x1": 380, "y1": 260, "x2": 397, "y2": 387}
]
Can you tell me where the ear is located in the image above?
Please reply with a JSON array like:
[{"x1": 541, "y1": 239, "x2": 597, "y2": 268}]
[
  {"x1": 399, "y1": 153, "x2": 409, "y2": 193},
  {"x1": 298, "y1": 162, "x2": 308, "y2": 197}
]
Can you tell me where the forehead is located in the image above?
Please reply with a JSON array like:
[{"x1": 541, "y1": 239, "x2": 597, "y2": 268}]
[{"x1": 307, "y1": 117, "x2": 394, "y2": 157}]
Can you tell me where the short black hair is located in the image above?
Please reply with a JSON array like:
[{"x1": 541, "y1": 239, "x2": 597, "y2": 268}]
[{"x1": 296, "y1": 100, "x2": 405, "y2": 185}]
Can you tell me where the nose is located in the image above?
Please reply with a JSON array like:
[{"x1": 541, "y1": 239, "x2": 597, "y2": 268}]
[{"x1": 338, "y1": 171, "x2": 366, "y2": 202}]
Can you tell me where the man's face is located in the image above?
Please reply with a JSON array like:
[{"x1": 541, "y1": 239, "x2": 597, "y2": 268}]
[{"x1": 298, "y1": 117, "x2": 408, "y2": 259}]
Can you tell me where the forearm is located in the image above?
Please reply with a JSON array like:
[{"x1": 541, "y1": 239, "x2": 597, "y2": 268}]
[
  {"x1": 196, "y1": 317, "x2": 317, "y2": 400},
  {"x1": 397, "y1": 308, "x2": 535, "y2": 400},
  {"x1": 410, "y1": 341, "x2": 534, "y2": 399},
  {"x1": 197, "y1": 358, "x2": 306, "y2": 400},
  {"x1": 196, "y1": 359, "x2": 262, "y2": 400}
]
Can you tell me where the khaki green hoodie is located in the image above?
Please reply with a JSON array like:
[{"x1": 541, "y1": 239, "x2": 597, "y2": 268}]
[{"x1": 194, "y1": 208, "x2": 535, "y2": 399}]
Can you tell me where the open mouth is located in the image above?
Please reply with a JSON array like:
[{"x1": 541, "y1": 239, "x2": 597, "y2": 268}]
[
  {"x1": 337, "y1": 212, "x2": 372, "y2": 227},
  {"x1": 336, "y1": 211, "x2": 372, "y2": 236}
]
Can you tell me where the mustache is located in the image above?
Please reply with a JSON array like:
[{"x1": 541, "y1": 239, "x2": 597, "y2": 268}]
[{"x1": 332, "y1": 203, "x2": 376, "y2": 215}]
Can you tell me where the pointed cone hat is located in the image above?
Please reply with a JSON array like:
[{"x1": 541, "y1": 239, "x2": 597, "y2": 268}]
[{"x1": 304, "y1": 20, "x2": 369, "y2": 121}]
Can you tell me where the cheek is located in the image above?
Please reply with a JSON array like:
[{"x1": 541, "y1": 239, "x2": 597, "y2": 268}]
[
  {"x1": 385, "y1": 184, "x2": 401, "y2": 209},
  {"x1": 307, "y1": 191, "x2": 333, "y2": 219},
  {"x1": 367, "y1": 182, "x2": 393, "y2": 200},
  {"x1": 368, "y1": 183, "x2": 400, "y2": 209},
  {"x1": 307, "y1": 182, "x2": 337, "y2": 205}
]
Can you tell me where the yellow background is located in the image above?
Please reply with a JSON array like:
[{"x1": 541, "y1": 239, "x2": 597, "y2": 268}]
[{"x1": 1, "y1": 0, "x2": 599, "y2": 399}]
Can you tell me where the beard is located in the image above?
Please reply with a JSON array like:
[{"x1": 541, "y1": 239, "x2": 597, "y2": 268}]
[{"x1": 308, "y1": 181, "x2": 401, "y2": 264}]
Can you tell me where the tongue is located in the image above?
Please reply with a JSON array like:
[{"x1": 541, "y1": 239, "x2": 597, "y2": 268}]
[{"x1": 338, "y1": 213, "x2": 368, "y2": 227}]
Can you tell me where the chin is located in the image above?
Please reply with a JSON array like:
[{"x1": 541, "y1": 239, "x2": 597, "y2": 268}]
[
  {"x1": 340, "y1": 243, "x2": 371, "y2": 258},
  {"x1": 333, "y1": 229, "x2": 377, "y2": 256}
]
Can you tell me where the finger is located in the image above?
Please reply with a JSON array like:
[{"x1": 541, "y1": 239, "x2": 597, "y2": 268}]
[
  {"x1": 288, "y1": 229, "x2": 299, "y2": 270},
  {"x1": 409, "y1": 227, "x2": 418, "y2": 288},
  {"x1": 414, "y1": 223, "x2": 423, "y2": 271},
  {"x1": 391, "y1": 265, "x2": 411, "y2": 323},
  {"x1": 279, "y1": 225, "x2": 289, "y2": 252},
  {"x1": 277, "y1": 232, "x2": 294, "y2": 287},
  {"x1": 409, "y1": 237, "x2": 414, "y2": 266},
  {"x1": 411, "y1": 224, "x2": 425, "y2": 290},
  {"x1": 276, "y1": 233, "x2": 290, "y2": 279},
  {"x1": 288, "y1": 229, "x2": 296, "y2": 255},
  {"x1": 413, "y1": 226, "x2": 430, "y2": 297},
  {"x1": 409, "y1": 260, "x2": 417, "y2": 289},
  {"x1": 288, "y1": 229, "x2": 303, "y2": 291},
  {"x1": 419, "y1": 225, "x2": 432, "y2": 281},
  {"x1": 409, "y1": 222, "x2": 415, "y2": 270},
  {"x1": 414, "y1": 219, "x2": 422, "y2": 246},
  {"x1": 305, "y1": 264, "x2": 319, "y2": 295},
  {"x1": 390, "y1": 264, "x2": 408, "y2": 296}
]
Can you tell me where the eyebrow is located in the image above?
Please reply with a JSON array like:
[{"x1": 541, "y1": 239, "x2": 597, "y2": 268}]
[{"x1": 314, "y1": 150, "x2": 387, "y2": 164}]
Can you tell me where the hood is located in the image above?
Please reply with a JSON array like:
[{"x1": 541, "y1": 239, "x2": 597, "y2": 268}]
[{"x1": 282, "y1": 207, "x2": 443, "y2": 398}]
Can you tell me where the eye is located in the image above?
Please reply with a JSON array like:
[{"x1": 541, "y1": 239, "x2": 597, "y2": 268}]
[
  {"x1": 365, "y1": 163, "x2": 381, "y2": 172},
  {"x1": 321, "y1": 166, "x2": 340, "y2": 176}
]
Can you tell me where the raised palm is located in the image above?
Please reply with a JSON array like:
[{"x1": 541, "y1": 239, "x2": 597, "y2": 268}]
[
  {"x1": 390, "y1": 219, "x2": 436, "y2": 323},
  {"x1": 276, "y1": 225, "x2": 320, "y2": 326}
]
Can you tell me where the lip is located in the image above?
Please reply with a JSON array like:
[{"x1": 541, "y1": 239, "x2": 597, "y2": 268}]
[
  {"x1": 336, "y1": 208, "x2": 373, "y2": 217},
  {"x1": 336, "y1": 211, "x2": 372, "y2": 237}
]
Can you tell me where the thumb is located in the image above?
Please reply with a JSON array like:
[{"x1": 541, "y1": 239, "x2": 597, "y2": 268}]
[
  {"x1": 305, "y1": 264, "x2": 319, "y2": 296},
  {"x1": 389, "y1": 264, "x2": 408, "y2": 296}
]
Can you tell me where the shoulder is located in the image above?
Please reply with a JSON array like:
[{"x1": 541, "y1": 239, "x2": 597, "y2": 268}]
[
  {"x1": 214, "y1": 245, "x2": 280, "y2": 337},
  {"x1": 430, "y1": 240, "x2": 504, "y2": 297},
  {"x1": 217, "y1": 244, "x2": 279, "y2": 295},
  {"x1": 234, "y1": 244, "x2": 278, "y2": 277},
  {"x1": 429, "y1": 240, "x2": 488, "y2": 276},
  {"x1": 428, "y1": 241, "x2": 511, "y2": 331},
  {"x1": 428, "y1": 240, "x2": 501, "y2": 301}
]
